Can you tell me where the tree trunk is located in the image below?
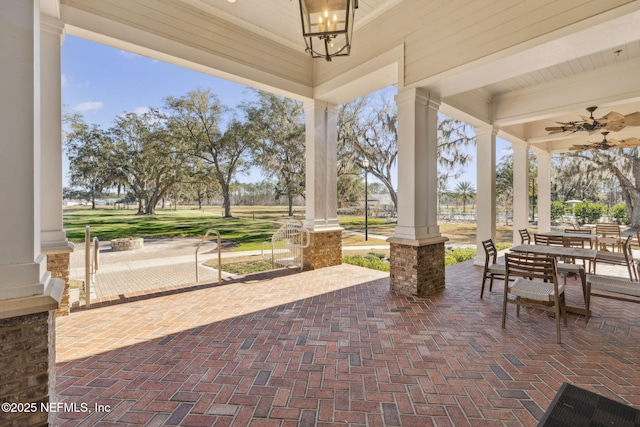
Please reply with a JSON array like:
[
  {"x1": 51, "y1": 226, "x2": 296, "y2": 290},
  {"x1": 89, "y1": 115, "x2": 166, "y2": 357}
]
[
  {"x1": 137, "y1": 199, "x2": 145, "y2": 215},
  {"x1": 146, "y1": 198, "x2": 156, "y2": 215},
  {"x1": 287, "y1": 184, "x2": 294, "y2": 216},
  {"x1": 222, "y1": 184, "x2": 232, "y2": 217},
  {"x1": 627, "y1": 190, "x2": 640, "y2": 228}
]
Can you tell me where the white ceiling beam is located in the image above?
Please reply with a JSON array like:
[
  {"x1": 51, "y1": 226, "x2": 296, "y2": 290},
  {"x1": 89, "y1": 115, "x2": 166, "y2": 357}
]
[
  {"x1": 313, "y1": 45, "x2": 403, "y2": 104},
  {"x1": 415, "y1": 4, "x2": 640, "y2": 99},
  {"x1": 493, "y1": 57, "x2": 640, "y2": 127},
  {"x1": 440, "y1": 90, "x2": 492, "y2": 127},
  {"x1": 61, "y1": 5, "x2": 314, "y2": 101}
]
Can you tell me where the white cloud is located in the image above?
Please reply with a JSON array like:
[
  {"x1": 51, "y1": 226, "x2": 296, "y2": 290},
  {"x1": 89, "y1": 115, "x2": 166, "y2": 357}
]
[
  {"x1": 134, "y1": 106, "x2": 150, "y2": 115},
  {"x1": 74, "y1": 101, "x2": 104, "y2": 112},
  {"x1": 61, "y1": 74, "x2": 68, "y2": 88}
]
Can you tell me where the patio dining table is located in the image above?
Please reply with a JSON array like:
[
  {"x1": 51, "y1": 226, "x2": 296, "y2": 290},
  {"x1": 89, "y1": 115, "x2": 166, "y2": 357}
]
[
  {"x1": 510, "y1": 244, "x2": 597, "y2": 316},
  {"x1": 537, "y1": 231, "x2": 597, "y2": 240},
  {"x1": 537, "y1": 231, "x2": 598, "y2": 248}
]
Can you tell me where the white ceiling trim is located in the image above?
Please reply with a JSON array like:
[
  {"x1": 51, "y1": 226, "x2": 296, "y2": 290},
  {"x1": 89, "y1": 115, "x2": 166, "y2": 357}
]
[
  {"x1": 412, "y1": 3, "x2": 640, "y2": 99},
  {"x1": 61, "y1": 5, "x2": 314, "y2": 100},
  {"x1": 313, "y1": 44, "x2": 403, "y2": 104},
  {"x1": 493, "y1": 57, "x2": 640, "y2": 127},
  {"x1": 179, "y1": 0, "x2": 304, "y2": 52}
]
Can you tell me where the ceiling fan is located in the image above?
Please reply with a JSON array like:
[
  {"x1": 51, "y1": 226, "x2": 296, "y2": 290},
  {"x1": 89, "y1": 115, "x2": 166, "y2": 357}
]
[
  {"x1": 569, "y1": 131, "x2": 640, "y2": 151},
  {"x1": 546, "y1": 106, "x2": 640, "y2": 135}
]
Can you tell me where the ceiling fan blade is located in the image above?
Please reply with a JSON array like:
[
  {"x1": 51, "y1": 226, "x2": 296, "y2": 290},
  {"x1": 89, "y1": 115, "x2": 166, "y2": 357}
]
[
  {"x1": 545, "y1": 127, "x2": 567, "y2": 134},
  {"x1": 580, "y1": 115, "x2": 595, "y2": 123},
  {"x1": 609, "y1": 137, "x2": 640, "y2": 148},
  {"x1": 603, "y1": 122, "x2": 626, "y2": 132},
  {"x1": 623, "y1": 112, "x2": 640, "y2": 126},
  {"x1": 569, "y1": 145, "x2": 589, "y2": 151},
  {"x1": 623, "y1": 137, "x2": 640, "y2": 146},
  {"x1": 600, "y1": 111, "x2": 625, "y2": 122}
]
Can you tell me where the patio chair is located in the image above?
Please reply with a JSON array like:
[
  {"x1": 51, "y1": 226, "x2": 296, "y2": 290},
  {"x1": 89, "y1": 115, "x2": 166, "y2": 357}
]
[
  {"x1": 586, "y1": 274, "x2": 640, "y2": 323},
  {"x1": 518, "y1": 229, "x2": 531, "y2": 244},
  {"x1": 563, "y1": 228, "x2": 591, "y2": 266},
  {"x1": 592, "y1": 235, "x2": 638, "y2": 281},
  {"x1": 595, "y1": 223, "x2": 622, "y2": 252},
  {"x1": 502, "y1": 252, "x2": 567, "y2": 344},
  {"x1": 533, "y1": 233, "x2": 586, "y2": 294},
  {"x1": 533, "y1": 234, "x2": 564, "y2": 246},
  {"x1": 564, "y1": 228, "x2": 593, "y2": 248},
  {"x1": 572, "y1": 223, "x2": 592, "y2": 232},
  {"x1": 481, "y1": 239, "x2": 507, "y2": 299}
]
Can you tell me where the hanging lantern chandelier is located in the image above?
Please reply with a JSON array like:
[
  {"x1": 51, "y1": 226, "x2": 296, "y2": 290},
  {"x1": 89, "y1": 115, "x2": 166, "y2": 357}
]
[{"x1": 298, "y1": 0, "x2": 358, "y2": 61}]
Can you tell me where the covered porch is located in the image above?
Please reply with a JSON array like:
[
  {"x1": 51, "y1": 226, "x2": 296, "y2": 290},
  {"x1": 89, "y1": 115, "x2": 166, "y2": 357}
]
[
  {"x1": 53, "y1": 262, "x2": 640, "y2": 425},
  {"x1": 3, "y1": 1, "x2": 640, "y2": 425}
]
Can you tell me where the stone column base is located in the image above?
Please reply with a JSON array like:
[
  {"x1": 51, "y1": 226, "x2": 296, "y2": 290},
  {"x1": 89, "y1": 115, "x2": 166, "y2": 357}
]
[
  {"x1": 44, "y1": 244, "x2": 74, "y2": 317},
  {"x1": 389, "y1": 236, "x2": 449, "y2": 297},
  {"x1": 0, "y1": 310, "x2": 54, "y2": 427},
  {"x1": 303, "y1": 229, "x2": 343, "y2": 270}
]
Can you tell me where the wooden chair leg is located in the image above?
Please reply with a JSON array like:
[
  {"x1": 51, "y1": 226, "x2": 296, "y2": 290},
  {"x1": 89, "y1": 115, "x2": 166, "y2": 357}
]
[
  {"x1": 555, "y1": 305, "x2": 561, "y2": 344},
  {"x1": 481, "y1": 276, "x2": 490, "y2": 299},
  {"x1": 501, "y1": 293, "x2": 508, "y2": 329},
  {"x1": 585, "y1": 283, "x2": 591, "y2": 325}
]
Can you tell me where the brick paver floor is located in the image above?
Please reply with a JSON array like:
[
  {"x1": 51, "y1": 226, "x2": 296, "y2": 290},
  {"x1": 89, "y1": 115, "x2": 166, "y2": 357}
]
[{"x1": 54, "y1": 260, "x2": 640, "y2": 426}]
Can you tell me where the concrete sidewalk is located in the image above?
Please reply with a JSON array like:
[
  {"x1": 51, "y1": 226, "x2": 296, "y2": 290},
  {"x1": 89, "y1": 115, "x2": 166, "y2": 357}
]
[{"x1": 68, "y1": 236, "x2": 391, "y2": 305}]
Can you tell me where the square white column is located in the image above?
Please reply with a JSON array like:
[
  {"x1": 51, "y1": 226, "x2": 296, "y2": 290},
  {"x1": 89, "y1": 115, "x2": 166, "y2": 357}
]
[
  {"x1": 536, "y1": 151, "x2": 551, "y2": 233},
  {"x1": 475, "y1": 126, "x2": 497, "y2": 265},
  {"x1": 304, "y1": 100, "x2": 340, "y2": 231},
  {"x1": 512, "y1": 143, "x2": 530, "y2": 245},
  {"x1": 391, "y1": 88, "x2": 440, "y2": 242},
  {"x1": 40, "y1": 14, "x2": 72, "y2": 253},
  {"x1": 0, "y1": 0, "x2": 62, "y2": 309}
]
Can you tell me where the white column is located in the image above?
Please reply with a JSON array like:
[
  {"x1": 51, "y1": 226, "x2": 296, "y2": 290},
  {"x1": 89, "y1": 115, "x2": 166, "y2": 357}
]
[
  {"x1": 304, "y1": 100, "x2": 340, "y2": 231},
  {"x1": 475, "y1": 126, "x2": 497, "y2": 265},
  {"x1": 40, "y1": 14, "x2": 71, "y2": 253},
  {"x1": 512, "y1": 143, "x2": 530, "y2": 245},
  {"x1": 0, "y1": 0, "x2": 62, "y2": 310},
  {"x1": 392, "y1": 88, "x2": 440, "y2": 241},
  {"x1": 537, "y1": 151, "x2": 551, "y2": 233}
]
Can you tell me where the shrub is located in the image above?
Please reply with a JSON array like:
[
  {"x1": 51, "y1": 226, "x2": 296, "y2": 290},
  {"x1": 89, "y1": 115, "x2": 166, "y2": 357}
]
[
  {"x1": 495, "y1": 242, "x2": 512, "y2": 251},
  {"x1": 573, "y1": 200, "x2": 605, "y2": 225},
  {"x1": 444, "y1": 247, "x2": 476, "y2": 266},
  {"x1": 343, "y1": 254, "x2": 390, "y2": 272},
  {"x1": 551, "y1": 201, "x2": 566, "y2": 222},
  {"x1": 344, "y1": 244, "x2": 513, "y2": 271},
  {"x1": 610, "y1": 203, "x2": 630, "y2": 225}
]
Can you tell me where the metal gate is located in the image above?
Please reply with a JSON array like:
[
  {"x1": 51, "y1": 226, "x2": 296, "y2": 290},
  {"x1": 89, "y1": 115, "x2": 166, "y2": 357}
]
[{"x1": 262, "y1": 220, "x2": 310, "y2": 270}]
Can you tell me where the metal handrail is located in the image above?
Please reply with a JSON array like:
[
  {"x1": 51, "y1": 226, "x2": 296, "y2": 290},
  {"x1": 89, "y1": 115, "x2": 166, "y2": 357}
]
[
  {"x1": 195, "y1": 229, "x2": 222, "y2": 283},
  {"x1": 93, "y1": 237, "x2": 100, "y2": 274},
  {"x1": 261, "y1": 241, "x2": 273, "y2": 267},
  {"x1": 85, "y1": 226, "x2": 91, "y2": 308},
  {"x1": 263, "y1": 220, "x2": 310, "y2": 270},
  {"x1": 84, "y1": 227, "x2": 100, "y2": 308}
]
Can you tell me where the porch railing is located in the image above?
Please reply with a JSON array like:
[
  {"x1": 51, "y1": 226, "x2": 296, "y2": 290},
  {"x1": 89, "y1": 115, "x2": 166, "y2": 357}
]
[
  {"x1": 84, "y1": 226, "x2": 99, "y2": 308},
  {"x1": 262, "y1": 220, "x2": 310, "y2": 270}
]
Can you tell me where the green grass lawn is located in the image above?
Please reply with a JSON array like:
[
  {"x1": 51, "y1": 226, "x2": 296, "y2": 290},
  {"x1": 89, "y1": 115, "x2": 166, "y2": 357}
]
[
  {"x1": 64, "y1": 206, "x2": 391, "y2": 251},
  {"x1": 64, "y1": 206, "x2": 514, "y2": 253},
  {"x1": 64, "y1": 206, "x2": 282, "y2": 251}
]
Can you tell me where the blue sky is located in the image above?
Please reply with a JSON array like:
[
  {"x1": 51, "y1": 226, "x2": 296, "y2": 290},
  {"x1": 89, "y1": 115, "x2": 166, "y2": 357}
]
[{"x1": 61, "y1": 34, "x2": 510, "y2": 189}]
